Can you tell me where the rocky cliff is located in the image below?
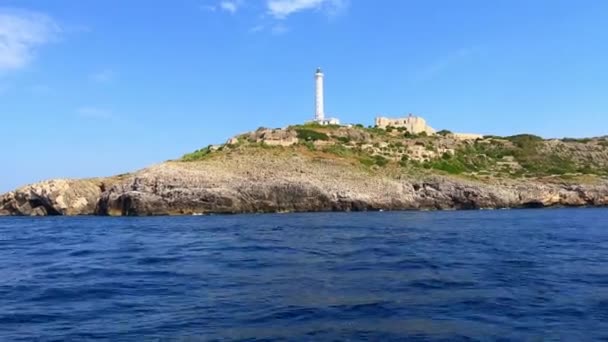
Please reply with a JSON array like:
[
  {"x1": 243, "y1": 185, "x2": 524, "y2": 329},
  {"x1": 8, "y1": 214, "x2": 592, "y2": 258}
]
[
  {"x1": 0, "y1": 179, "x2": 103, "y2": 216},
  {"x1": 2, "y1": 125, "x2": 608, "y2": 216},
  {"x1": 1, "y1": 146, "x2": 607, "y2": 216}
]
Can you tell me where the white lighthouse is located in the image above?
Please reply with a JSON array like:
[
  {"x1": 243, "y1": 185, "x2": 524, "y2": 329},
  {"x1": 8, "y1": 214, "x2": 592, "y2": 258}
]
[
  {"x1": 312, "y1": 68, "x2": 340, "y2": 125},
  {"x1": 315, "y1": 67, "x2": 325, "y2": 122}
]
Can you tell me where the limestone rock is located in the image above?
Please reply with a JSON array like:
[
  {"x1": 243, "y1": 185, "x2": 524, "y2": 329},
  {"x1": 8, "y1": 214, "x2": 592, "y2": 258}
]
[
  {"x1": 1, "y1": 150, "x2": 607, "y2": 216},
  {"x1": 0, "y1": 179, "x2": 102, "y2": 216}
]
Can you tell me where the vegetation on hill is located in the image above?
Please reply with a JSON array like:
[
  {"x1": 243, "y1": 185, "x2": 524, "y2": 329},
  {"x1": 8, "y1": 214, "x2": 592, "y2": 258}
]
[
  {"x1": 294, "y1": 128, "x2": 329, "y2": 141},
  {"x1": 182, "y1": 146, "x2": 213, "y2": 161},
  {"x1": 181, "y1": 124, "x2": 608, "y2": 179}
]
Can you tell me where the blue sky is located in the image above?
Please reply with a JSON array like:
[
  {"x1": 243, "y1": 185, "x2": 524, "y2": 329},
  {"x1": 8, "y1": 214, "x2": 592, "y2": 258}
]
[{"x1": 1, "y1": 0, "x2": 607, "y2": 191}]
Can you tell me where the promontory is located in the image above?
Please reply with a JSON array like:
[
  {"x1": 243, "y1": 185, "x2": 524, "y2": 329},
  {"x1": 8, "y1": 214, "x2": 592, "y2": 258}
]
[{"x1": 1, "y1": 123, "x2": 607, "y2": 216}]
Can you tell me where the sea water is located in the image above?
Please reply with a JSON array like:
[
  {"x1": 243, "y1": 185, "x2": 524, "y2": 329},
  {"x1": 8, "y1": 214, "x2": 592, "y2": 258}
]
[{"x1": 1, "y1": 209, "x2": 607, "y2": 341}]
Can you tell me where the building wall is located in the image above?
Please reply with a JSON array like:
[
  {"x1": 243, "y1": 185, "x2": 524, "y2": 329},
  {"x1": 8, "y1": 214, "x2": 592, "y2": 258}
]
[
  {"x1": 315, "y1": 118, "x2": 340, "y2": 125},
  {"x1": 315, "y1": 71, "x2": 324, "y2": 121},
  {"x1": 263, "y1": 137, "x2": 299, "y2": 146},
  {"x1": 375, "y1": 116, "x2": 436, "y2": 135},
  {"x1": 451, "y1": 133, "x2": 484, "y2": 140}
]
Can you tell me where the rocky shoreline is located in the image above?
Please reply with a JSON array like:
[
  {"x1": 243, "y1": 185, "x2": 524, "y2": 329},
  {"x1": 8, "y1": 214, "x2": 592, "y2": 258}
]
[{"x1": 2, "y1": 150, "x2": 607, "y2": 216}]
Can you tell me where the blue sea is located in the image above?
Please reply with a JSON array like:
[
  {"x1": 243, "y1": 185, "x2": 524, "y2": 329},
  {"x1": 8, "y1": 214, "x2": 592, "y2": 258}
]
[{"x1": 1, "y1": 209, "x2": 608, "y2": 341}]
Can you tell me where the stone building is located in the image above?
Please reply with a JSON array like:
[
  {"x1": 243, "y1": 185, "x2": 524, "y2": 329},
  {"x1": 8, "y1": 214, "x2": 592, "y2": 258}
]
[
  {"x1": 450, "y1": 133, "x2": 484, "y2": 140},
  {"x1": 375, "y1": 114, "x2": 436, "y2": 135},
  {"x1": 248, "y1": 128, "x2": 298, "y2": 146}
]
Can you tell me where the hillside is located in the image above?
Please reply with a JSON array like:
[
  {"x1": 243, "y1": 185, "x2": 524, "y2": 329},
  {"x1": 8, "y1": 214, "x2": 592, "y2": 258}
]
[
  {"x1": 187, "y1": 123, "x2": 608, "y2": 179},
  {"x1": 1, "y1": 124, "x2": 607, "y2": 216}
]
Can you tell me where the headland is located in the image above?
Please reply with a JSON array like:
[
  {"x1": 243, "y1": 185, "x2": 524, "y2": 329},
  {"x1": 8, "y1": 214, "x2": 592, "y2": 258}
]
[{"x1": 2, "y1": 122, "x2": 607, "y2": 216}]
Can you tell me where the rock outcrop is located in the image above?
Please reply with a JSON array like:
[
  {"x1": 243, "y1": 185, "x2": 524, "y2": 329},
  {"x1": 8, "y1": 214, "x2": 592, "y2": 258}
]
[
  {"x1": 0, "y1": 179, "x2": 103, "y2": 216},
  {"x1": 1, "y1": 149, "x2": 606, "y2": 216},
  {"x1": 97, "y1": 177, "x2": 608, "y2": 215}
]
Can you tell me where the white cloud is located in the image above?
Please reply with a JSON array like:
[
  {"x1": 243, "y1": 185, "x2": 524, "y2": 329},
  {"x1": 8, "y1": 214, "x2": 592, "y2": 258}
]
[
  {"x1": 267, "y1": 0, "x2": 346, "y2": 19},
  {"x1": 77, "y1": 106, "x2": 114, "y2": 120},
  {"x1": 90, "y1": 69, "x2": 116, "y2": 83},
  {"x1": 271, "y1": 24, "x2": 289, "y2": 35},
  {"x1": 220, "y1": 1, "x2": 239, "y2": 14},
  {"x1": 0, "y1": 8, "x2": 59, "y2": 71},
  {"x1": 200, "y1": 4, "x2": 217, "y2": 12},
  {"x1": 249, "y1": 24, "x2": 265, "y2": 33},
  {"x1": 201, "y1": 1, "x2": 242, "y2": 13}
]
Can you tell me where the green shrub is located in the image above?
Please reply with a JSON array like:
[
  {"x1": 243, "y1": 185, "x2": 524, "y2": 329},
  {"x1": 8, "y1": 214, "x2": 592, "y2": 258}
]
[
  {"x1": 438, "y1": 134, "x2": 600, "y2": 177},
  {"x1": 323, "y1": 144, "x2": 353, "y2": 157},
  {"x1": 301, "y1": 141, "x2": 316, "y2": 151},
  {"x1": 504, "y1": 134, "x2": 543, "y2": 148},
  {"x1": 468, "y1": 141, "x2": 512, "y2": 159},
  {"x1": 358, "y1": 154, "x2": 389, "y2": 167},
  {"x1": 336, "y1": 136, "x2": 351, "y2": 144},
  {"x1": 373, "y1": 155, "x2": 389, "y2": 167},
  {"x1": 358, "y1": 156, "x2": 375, "y2": 167},
  {"x1": 437, "y1": 130, "x2": 452, "y2": 136},
  {"x1": 562, "y1": 137, "x2": 592, "y2": 144},
  {"x1": 297, "y1": 122, "x2": 324, "y2": 129},
  {"x1": 366, "y1": 126, "x2": 387, "y2": 136},
  {"x1": 429, "y1": 159, "x2": 467, "y2": 174},
  {"x1": 182, "y1": 146, "x2": 212, "y2": 161},
  {"x1": 291, "y1": 122, "x2": 340, "y2": 131},
  {"x1": 576, "y1": 165, "x2": 595, "y2": 174},
  {"x1": 295, "y1": 128, "x2": 329, "y2": 141},
  {"x1": 256, "y1": 142, "x2": 274, "y2": 149}
]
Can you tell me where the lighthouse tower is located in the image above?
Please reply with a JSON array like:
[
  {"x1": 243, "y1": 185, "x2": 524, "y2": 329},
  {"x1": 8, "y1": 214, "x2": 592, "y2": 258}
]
[
  {"x1": 310, "y1": 68, "x2": 339, "y2": 125},
  {"x1": 314, "y1": 67, "x2": 325, "y2": 122}
]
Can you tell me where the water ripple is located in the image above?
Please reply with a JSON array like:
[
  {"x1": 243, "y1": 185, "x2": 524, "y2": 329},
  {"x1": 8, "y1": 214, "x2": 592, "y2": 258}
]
[{"x1": 1, "y1": 209, "x2": 608, "y2": 340}]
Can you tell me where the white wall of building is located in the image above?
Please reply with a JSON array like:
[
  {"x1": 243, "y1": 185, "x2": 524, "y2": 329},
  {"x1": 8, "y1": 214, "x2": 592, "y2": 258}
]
[{"x1": 315, "y1": 68, "x2": 324, "y2": 121}]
